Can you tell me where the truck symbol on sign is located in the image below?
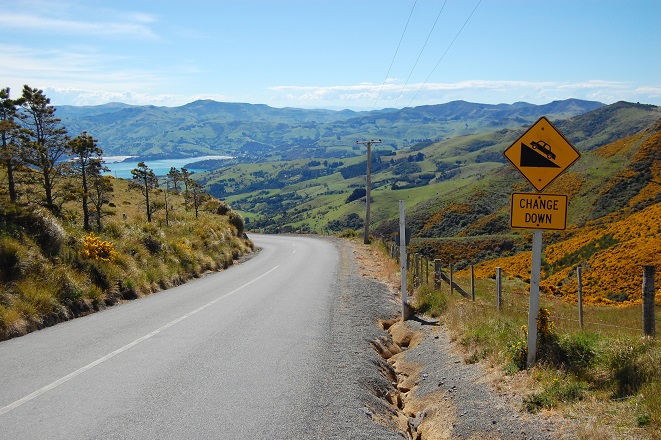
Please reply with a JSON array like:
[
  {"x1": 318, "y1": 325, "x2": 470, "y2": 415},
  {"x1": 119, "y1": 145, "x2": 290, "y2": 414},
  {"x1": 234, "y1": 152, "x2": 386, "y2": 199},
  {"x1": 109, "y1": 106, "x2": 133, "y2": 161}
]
[{"x1": 530, "y1": 140, "x2": 556, "y2": 160}]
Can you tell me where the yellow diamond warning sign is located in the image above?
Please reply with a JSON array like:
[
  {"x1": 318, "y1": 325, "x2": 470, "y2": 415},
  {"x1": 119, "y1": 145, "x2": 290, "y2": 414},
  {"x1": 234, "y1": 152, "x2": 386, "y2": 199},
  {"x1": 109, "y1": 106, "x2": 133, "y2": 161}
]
[
  {"x1": 504, "y1": 116, "x2": 580, "y2": 192},
  {"x1": 511, "y1": 193, "x2": 567, "y2": 230}
]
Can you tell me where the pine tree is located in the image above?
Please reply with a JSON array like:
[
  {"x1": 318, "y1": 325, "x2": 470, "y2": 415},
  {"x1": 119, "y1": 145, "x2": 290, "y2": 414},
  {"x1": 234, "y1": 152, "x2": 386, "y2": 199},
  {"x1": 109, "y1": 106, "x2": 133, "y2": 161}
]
[
  {"x1": 69, "y1": 132, "x2": 104, "y2": 230},
  {"x1": 19, "y1": 85, "x2": 70, "y2": 212},
  {"x1": 129, "y1": 162, "x2": 159, "y2": 222},
  {"x1": 167, "y1": 167, "x2": 183, "y2": 192},
  {"x1": 0, "y1": 87, "x2": 24, "y2": 203}
]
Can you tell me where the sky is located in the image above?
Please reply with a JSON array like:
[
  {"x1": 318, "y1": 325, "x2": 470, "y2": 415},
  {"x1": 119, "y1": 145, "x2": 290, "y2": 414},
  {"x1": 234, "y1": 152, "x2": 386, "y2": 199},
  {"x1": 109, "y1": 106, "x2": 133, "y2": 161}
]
[{"x1": 1, "y1": 0, "x2": 660, "y2": 110}]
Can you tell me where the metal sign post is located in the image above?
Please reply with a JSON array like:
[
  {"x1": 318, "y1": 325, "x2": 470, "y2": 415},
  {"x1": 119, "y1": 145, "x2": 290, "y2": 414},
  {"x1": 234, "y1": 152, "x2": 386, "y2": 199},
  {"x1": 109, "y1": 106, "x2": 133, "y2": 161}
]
[
  {"x1": 504, "y1": 116, "x2": 580, "y2": 368},
  {"x1": 526, "y1": 229, "x2": 543, "y2": 367}
]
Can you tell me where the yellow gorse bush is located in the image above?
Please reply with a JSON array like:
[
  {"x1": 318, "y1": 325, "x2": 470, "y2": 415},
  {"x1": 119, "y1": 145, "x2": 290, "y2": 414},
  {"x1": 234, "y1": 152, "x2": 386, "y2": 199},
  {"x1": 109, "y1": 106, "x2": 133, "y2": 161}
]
[{"x1": 79, "y1": 232, "x2": 118, "y2": 262}]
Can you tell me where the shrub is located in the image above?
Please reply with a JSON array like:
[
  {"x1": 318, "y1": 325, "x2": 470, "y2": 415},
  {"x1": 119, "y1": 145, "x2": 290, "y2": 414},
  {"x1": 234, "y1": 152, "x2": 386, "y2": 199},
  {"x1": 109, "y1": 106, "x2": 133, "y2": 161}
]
[
  {"x1": 86, "y1": 260, "x2": 119, "y2": 291},
  {"x1": 415, "y1": 284, "x2": 448, "y2": 317},
  {"x1": 141, "y1": 234, "x2": 163, "y2": 255},
  {"x1": 79, "y1": 232, "x2": 118, "y2": 262},
  {"x1": 216, "y1": 201, "x2": 231, "y2": 216},
  {"x1": 29, "y1": 208, "x2": 67, "y2": 257},
  {"x1": 228, "y1": 211, "x2": 245, "y2": 236},
  {"x1": 557, "y1": 333, "x2": 599, "y2": 377},
  {"x1": 508, "y1": 326, "x2": 528, "y2": 371},
  {"x1": 338, "y1": 229, "x2": 359, "y2": 238},
  {"x1": 524, "y1": 378, "x2": 587, "y2": 413},
  {"x1": 536, "y1": 308, "x2": 564, "y2": 366},
  {"x1": 609, "y1": 339, "x2": 659, "y2": 398},
  {"x1": 50, "y1": 266, "x2": 85, "y2": 302},
  {"x1": 0, "y1": 237, "x2": 22, "y2": 283}
]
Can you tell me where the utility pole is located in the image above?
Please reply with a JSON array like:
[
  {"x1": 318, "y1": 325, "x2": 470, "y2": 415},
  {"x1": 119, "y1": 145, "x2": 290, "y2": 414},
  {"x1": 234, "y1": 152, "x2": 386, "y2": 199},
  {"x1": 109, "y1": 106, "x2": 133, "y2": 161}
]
[{"x1": 356, "y1": 139, "x2": 381, "y2": 244}]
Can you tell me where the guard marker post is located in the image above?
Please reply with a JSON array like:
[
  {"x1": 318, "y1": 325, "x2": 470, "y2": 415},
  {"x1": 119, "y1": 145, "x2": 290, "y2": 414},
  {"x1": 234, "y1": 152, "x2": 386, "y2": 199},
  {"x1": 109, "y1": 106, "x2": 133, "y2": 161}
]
[{"x1": 399, "y1": 200, "x2": 410, "y2": 320}]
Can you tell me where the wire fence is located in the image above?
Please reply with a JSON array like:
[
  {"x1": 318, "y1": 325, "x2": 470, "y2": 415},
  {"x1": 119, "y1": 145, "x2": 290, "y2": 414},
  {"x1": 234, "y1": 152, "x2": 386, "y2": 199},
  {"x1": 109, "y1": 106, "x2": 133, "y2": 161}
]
[{"x1": 385, "y1": 241, "x2": 657, "y2": 337}]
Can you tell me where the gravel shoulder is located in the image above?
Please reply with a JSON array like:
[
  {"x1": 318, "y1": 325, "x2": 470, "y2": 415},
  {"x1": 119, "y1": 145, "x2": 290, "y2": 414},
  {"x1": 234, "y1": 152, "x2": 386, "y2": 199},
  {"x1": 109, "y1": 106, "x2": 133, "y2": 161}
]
[{"x1": 339, "y1": 238, "x2": 574, "y2": 439}]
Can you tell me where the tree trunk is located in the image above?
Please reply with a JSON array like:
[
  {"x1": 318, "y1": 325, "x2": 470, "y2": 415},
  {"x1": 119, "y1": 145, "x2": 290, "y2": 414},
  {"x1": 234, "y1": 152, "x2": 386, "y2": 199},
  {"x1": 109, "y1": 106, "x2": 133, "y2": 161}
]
[
  {"x1": 81, "y1": 168, "x2": 90, "y2": 230},
  {"x1": 4, "y1": 158, "x2": 17, "y2": 203},
  {"x1": 145, "y1": 175, "x2": 152, "y2": 222}
]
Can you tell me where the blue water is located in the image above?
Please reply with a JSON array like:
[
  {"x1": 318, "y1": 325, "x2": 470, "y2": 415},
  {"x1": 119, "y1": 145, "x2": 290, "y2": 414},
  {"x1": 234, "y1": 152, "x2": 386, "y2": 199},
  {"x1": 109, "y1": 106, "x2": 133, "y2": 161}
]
[{"x1": 103, "y1": 156, "x2": 231, "y2": 179}]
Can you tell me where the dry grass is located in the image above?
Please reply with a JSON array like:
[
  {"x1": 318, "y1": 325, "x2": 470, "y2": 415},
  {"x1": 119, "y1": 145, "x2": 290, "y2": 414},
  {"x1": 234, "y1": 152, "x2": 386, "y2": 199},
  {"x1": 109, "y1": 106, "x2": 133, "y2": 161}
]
[
  {"x1": 357, "y1": 239, "x2": 661, "y2": 439},
  {"x1": 0, "y1": 175, "x2": 253, "y2": 340}
]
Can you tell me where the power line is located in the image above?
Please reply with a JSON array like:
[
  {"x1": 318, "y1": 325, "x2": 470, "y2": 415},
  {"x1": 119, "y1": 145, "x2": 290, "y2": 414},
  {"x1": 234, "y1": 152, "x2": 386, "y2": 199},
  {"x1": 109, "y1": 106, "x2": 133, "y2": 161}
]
[
  {"x1": 372, "y1": 0, "x2": 418, "y2": 111},
  {"x1": 407, "y1": 0, "x2": 482, "y2": 107},
  {"x1": 394, "y1": 0, "x2": 448, "y2": 107}
]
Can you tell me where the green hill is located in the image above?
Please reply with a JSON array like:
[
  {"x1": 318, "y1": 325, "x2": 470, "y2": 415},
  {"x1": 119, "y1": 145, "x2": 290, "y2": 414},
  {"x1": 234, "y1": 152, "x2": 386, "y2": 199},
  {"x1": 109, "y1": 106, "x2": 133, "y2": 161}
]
[
  {"x1": 58, "y1": 99, "x2": 603, "y2": 161},
  {"x1": 203, "y1": 102, "x2": 659, "y2": 237}
]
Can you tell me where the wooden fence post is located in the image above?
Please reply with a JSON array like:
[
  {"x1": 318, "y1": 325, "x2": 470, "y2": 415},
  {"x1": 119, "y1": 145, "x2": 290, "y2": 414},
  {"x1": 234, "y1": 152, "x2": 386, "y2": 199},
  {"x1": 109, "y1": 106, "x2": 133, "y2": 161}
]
[
  {"x1": 496, "y1": 267, "x2": 502, "y2": 312},
  {"x1": 577, "y1": 266, "x2": 584, "y2": 330},
  {"x1": 643, "y1": 265, "x2": 656, "y2": 337},
  {"x1": 449, "y1": 263, "x2": 454, "y2": 296},
  {"x1": 434, "y1": 259, "x2": 441, "y2": 289},
  {"x1": 470, "y1": 264, "x2": 475, "y2": 301},
  {"x1": 414, "y1": 253, "x2": 419, "y2": 286}
]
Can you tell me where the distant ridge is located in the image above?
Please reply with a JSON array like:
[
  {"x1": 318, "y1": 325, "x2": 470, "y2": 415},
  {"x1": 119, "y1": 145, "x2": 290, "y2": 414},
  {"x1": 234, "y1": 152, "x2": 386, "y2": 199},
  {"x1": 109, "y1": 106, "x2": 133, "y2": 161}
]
[{"x1": 56, "y1": 98, "x2": 606, "y2": 160}]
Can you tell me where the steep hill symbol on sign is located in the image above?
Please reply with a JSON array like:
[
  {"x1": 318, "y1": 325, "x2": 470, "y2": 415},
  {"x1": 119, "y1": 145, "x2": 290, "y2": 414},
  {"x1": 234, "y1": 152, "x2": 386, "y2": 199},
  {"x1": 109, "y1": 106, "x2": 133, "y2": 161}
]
[
  {"x1": 503, "y1": 116, "x2": 580, "y2": 192},
  {"x1": 520, "y1": 141, "x2": 560, "y2": 168}
]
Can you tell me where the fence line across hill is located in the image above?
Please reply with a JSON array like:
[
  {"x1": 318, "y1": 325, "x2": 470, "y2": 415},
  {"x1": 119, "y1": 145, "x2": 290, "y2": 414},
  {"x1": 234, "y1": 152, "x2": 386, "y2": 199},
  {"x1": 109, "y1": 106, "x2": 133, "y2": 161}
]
[{"x1": 385, "y1": 241, "x2": 656, "y2": 337}]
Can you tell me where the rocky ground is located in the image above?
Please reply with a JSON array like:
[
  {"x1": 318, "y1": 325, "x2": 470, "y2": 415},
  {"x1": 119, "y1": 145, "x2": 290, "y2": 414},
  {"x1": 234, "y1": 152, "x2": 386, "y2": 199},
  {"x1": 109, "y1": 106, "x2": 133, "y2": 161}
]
[{"x1": 343, "y1": 238, "x2": 576, "y2": 439}]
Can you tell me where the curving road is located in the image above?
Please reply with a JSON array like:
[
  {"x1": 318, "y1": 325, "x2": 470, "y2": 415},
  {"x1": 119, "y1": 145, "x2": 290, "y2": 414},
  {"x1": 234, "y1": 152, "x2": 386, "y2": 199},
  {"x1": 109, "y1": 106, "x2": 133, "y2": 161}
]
[{"x1": 0, "y1": 234, "x2": 400, "y2": 439}]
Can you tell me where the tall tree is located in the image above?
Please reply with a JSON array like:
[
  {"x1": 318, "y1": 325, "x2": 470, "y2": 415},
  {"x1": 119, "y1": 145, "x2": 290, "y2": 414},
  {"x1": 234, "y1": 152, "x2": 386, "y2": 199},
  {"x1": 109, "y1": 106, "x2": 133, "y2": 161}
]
[
  {"x1": 167, "y1": 167, "x2": 182, "y2": 192},
  {"x1": 188, "y1": 180, "x2": 209, "y2": 219},
  {"x1": 129, "y1": 162, "x2": 159, "y2": 222},
  {"x1": 90, "y1": 174, "x2": 114, "y2": 231},
  {"x1": 0, "y1": 87, "x2": 24, "y2": 203},
  {"x1": 181, "y1": 167, "x2": 192, "y2": 206},
  {"x1": 69, "y1": 132, "x2": 103, "y2": 230},
  {"x1": 19, "y1": 85, "x2": 70, "y2": 212}
]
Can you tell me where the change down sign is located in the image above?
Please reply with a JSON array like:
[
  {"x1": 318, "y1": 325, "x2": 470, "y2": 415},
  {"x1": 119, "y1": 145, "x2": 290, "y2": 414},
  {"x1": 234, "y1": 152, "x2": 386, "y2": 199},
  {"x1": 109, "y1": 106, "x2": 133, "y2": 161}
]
[{"x1": 510, "y1": 193, "x2": 567, "y2": 230}]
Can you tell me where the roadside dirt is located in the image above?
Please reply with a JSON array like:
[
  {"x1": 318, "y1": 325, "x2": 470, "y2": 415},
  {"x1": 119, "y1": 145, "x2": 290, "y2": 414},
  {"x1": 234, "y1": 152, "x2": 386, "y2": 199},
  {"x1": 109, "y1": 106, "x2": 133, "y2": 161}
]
[{"x1": 349, "y1": 240, "x2": 572, "y2": 439}]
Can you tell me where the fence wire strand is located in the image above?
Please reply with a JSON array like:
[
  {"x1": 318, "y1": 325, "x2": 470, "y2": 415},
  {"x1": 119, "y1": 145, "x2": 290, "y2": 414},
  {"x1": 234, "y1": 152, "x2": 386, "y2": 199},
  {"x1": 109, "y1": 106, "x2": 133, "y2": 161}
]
[{"x1": 386, "y1": 242, "x2": 652, "y2": 334}]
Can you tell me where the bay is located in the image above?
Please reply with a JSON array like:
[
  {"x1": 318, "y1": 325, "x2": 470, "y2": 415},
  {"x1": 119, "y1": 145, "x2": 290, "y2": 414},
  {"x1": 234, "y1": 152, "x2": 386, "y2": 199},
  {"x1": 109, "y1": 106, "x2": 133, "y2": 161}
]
[{"x1": 102, "y1": 156, "x2": 232, "y2": 179}]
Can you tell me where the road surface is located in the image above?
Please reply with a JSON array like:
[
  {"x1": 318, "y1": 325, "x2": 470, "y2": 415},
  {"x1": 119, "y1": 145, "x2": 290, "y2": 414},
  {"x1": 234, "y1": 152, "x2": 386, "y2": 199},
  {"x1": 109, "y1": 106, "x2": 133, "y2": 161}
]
[{"x1": 0, "y1": 234, "x2": 400, "y2": 439}]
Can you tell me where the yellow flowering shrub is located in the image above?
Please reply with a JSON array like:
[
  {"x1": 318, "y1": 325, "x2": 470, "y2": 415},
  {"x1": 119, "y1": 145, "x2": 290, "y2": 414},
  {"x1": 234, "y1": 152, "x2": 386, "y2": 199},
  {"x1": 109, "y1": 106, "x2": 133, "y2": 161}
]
[
  {"x1": 546, "y1": 172, "x2": 585, "y2": 199},
  {"x1": 79, "y1": 232, "x2": 118, "y2": 262},
  {"x1": 464, "y1": 203, "x2": 661, "y2": 305}
]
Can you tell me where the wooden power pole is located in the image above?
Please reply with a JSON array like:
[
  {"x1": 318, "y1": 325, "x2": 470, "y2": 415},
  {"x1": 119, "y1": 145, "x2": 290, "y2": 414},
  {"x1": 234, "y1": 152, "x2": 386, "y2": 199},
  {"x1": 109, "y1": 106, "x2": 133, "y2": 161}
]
[{"x1": 356, "y1": 139, "x2": 381, "y2": 244}]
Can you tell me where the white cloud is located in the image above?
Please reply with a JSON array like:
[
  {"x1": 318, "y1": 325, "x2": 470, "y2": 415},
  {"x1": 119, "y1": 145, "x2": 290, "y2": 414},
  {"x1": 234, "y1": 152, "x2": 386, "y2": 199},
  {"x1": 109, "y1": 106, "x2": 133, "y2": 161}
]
[
  {"x1": 0, "y1": 10, "x2": 159, "y2": 40},
  {"x1": 268, "y1": 79, "x2": 661, "y2": 109}
]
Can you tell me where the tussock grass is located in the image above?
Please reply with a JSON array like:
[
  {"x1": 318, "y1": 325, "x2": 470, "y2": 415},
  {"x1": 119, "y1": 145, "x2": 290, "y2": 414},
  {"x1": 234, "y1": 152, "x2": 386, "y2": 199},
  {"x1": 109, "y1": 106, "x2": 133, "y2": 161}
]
[
  {"x1": 373, "y1": 241, "x2": 661, "y2": 439},
  {"x1": 0, "y1": 176, "x2": 253, "y2": 341}
]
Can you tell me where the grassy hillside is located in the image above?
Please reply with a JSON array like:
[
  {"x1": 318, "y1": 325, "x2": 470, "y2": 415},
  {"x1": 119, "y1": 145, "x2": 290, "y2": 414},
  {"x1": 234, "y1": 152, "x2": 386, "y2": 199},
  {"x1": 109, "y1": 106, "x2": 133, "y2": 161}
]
[
  {"x1": 462, "y1": 121, "x2": 661, "y2": 304},
  {"x1": 208, "y1": 102, "x2": 658, "y2": 234},
  {"x1": 201, "y1": 102, "x2": 660, "y2": 305},
  {"x1": 0, "y1": 176, "x2": 253, "y2": 341},
  {"x1": 58, "y1": 99, "x2": 603, "y2": 160}
]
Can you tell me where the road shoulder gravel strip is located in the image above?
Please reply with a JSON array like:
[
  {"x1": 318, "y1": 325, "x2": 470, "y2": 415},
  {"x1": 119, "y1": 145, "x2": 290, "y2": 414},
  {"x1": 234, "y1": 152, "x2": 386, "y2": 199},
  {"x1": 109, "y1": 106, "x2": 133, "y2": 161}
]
[{"x1": 338, "y1": 238, "x2": 574, "y2": 439}]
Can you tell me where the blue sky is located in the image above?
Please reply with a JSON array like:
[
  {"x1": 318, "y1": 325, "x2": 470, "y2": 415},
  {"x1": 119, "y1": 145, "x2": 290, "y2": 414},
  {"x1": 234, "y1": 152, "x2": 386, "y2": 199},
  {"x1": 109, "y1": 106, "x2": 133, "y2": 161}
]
[{"x1": 1, "y1": 0, "x2": 660, "y2": 110}]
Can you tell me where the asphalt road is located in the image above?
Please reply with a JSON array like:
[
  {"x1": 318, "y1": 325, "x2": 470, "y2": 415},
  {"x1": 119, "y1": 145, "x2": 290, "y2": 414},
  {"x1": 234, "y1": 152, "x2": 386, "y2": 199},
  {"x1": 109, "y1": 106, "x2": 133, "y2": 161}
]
[{"x1": 0, "y1": 234, "x2": 401, "y2": 440}]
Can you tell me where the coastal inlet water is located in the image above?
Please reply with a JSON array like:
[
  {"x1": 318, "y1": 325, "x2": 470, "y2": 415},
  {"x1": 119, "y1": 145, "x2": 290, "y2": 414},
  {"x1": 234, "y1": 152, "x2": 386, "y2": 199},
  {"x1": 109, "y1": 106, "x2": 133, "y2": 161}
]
[{"x1": 103, "y1": 156, "x2": 231, "y2": 179}]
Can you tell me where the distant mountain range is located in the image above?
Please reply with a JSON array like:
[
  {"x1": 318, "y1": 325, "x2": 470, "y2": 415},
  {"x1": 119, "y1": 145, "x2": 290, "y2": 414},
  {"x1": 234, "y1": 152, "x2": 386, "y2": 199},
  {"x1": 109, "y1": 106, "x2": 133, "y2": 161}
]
[{"x1": 56, "y1": 99, "x2": 606, "y2": 161}]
